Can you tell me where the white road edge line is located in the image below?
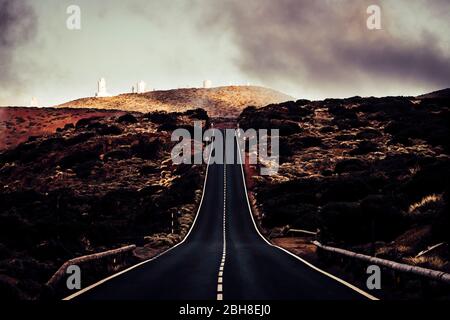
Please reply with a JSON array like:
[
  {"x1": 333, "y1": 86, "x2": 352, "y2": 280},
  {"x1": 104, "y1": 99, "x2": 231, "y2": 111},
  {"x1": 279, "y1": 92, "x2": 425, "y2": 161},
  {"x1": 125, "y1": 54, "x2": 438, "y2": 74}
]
[
  {"x1": 234, "y1": 132, "x2": 379, "y2": 301},
  {"x1": 217, "y1": 162, "x2": 227, "y2": 300},
  {"x1": 63, "y1": 139, "x2": 215, "y2": 301}
]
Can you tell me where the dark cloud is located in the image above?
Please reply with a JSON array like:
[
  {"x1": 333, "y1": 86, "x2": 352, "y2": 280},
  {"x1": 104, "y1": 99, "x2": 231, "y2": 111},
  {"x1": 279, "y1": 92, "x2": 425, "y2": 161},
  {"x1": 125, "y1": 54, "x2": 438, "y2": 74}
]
[
  {"x1": 199, "y1": 0, "x2": 450, "y2": 96},
  {"x1": 0, "y1": 0, "x2": 37, "y2": 90},
  {"x1": 1, "y1": 0, "x2": 449, "y2": 105}
]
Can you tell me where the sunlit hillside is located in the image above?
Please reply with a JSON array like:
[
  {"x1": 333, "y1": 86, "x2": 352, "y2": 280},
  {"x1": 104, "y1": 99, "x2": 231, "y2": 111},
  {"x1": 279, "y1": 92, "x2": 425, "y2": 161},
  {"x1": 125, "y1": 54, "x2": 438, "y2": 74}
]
[{"x1": 57, "y1": 86, "x2": 293, "y2": 118}]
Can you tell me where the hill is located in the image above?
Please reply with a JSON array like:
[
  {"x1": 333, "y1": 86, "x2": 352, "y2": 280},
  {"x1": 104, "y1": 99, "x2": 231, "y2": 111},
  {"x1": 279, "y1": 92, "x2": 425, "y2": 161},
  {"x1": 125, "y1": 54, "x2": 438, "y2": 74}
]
[
  {"x1": 56, "y1": 86, "x2": 293, "y2": 118},
  {"x1": 0, "y1": 107, "x2": 125, "y2": 151},
  {"x1": 417, "y1": 88, "x2": 450, "y2": 99}
]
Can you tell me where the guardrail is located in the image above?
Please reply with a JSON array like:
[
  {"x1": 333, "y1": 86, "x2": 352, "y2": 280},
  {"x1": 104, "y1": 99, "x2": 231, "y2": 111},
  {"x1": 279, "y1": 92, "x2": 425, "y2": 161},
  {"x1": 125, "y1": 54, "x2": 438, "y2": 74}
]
[
  {"x1": 416, "y1": 242, "x2": 447, "y2": 258},
  {"x1": 47, "y1": 244, "x2": 136, "y2": 288},
  {"x1": 288, "y1": 228, "x2": 317, "y2": 236},
  {"x1": 313, "y1": 241, "x2": 450, "y2": 285}
]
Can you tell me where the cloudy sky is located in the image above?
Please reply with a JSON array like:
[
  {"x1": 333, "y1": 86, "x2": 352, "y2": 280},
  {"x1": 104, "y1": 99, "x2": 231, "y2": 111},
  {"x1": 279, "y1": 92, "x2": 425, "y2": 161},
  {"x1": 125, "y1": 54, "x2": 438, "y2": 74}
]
[{"x1": 0, "y1": 0, "x2": 449, "y2": 106}]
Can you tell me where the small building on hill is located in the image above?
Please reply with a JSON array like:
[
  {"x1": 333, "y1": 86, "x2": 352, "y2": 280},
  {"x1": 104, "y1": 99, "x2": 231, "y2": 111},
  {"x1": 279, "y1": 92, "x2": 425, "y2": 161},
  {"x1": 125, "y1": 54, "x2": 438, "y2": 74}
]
[
  {"x1": 137, "y1": 80, "x2": 146, "y2": 94},
  {"x1": 203, "y1": 80, "x2": 212, "y2": 89},
  {"x1": 95, "y1": 78, "x2": 111, "y2": 97},
  {"x1": 132, "y1": 81, "x2": 147, "y2": 94}
]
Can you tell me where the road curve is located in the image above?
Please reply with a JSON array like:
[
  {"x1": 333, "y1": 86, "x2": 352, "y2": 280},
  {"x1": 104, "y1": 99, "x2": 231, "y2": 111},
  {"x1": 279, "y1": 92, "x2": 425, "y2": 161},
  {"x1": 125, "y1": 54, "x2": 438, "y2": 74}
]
[{"x1": 67, "y1": 131, "x2": 375, "y2": 300}]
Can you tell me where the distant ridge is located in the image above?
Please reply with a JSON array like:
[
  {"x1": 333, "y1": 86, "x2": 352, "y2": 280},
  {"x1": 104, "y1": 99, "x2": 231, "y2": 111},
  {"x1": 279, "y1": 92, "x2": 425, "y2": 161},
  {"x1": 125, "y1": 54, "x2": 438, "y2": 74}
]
[
  {"x1": 417, "y1": 88, "x2": 450, "y2": 99},
  {"x1": 56, "y1": 86, "x2": 293, "y2": 118}
]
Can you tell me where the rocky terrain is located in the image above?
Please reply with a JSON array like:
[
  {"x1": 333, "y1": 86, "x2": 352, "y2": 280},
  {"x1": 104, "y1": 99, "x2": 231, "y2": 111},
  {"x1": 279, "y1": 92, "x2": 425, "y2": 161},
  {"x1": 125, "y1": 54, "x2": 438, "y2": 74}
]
[
  {"x1": 0, "y1": 108, "x2": 209, "y2": 299},
  {"x1": 239, "y1": 94, "x2": 450, "y2": 277},
  {"x1": 1, "y1": 86, "x2": 449, "y2": 299},
  {"x1": 57, "y1": 86, "x2": 292, "y2": 118},
  {"x1": 0, "y1": 107, "x2": 125, "y2": 151}
]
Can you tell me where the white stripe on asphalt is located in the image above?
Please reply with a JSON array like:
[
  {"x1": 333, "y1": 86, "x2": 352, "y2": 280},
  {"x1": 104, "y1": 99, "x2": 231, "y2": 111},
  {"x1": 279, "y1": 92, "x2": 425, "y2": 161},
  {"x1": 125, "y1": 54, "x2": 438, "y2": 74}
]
[{"x1": 216, "y1": 162, "x2": 227, "y2": 300}]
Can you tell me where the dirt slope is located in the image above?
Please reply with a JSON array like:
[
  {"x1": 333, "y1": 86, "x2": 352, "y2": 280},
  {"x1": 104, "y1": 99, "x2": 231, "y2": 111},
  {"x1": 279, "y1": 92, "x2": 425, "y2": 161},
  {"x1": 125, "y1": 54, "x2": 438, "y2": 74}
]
[{"x1": 0, "y1": 107, "x2": 125, "y2": 151}]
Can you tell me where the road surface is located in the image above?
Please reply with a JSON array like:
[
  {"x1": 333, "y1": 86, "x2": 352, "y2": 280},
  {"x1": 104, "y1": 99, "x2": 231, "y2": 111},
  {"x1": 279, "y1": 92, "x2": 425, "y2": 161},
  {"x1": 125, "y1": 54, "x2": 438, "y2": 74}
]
[{"x1": 67, "y1": 132, "x2": 374, "y2": 300}]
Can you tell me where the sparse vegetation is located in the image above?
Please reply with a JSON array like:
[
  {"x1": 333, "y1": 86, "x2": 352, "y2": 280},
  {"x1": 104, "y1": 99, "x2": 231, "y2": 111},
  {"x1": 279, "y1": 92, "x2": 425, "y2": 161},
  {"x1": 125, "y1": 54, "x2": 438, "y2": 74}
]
[
  {"x1": 408, "y1": 194, "x2": 443, "y2": 216},
  {"x1": 240, "y1": 95, "x2": 450, "y2": 276},
  {"x1": 0, "y1": 107, "x2": 126, "y2": 151},
  {"x1": 0, "y1": 108, "x2": 209, "y2": 299}
]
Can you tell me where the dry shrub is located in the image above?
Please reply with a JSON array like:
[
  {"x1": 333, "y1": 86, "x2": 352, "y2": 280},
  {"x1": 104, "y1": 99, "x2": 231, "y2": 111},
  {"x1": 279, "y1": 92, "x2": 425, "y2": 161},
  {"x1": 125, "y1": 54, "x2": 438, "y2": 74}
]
[{"x1": 408, "y1": 194, "x2": 444, "y2": 216}]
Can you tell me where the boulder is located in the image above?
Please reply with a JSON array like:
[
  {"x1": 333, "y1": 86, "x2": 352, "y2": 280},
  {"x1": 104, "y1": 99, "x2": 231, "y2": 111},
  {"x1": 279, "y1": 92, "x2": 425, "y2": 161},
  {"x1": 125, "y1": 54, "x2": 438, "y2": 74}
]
[
  {"x1": 76, "y1": 117, "x2": 103, "y2": 129},
  {"x1": 59, "y1": 149, "x2": 100, "y2": 169},
  {"x1": 145, "y1": 111, "x2": 178, "y2": 124},
  {"x1": 65, "y1": 132, "x2": 95, "y2": 146},
  {"x1": 96, "y1": 124, "x2": 122, "y2": 136},
  {"x1": 73, "y1": 160, "x2": 103, "y2": 178},
  {"x1": 131, "y1": 137, "x2": 162, "y2": 160},
  {"x1": 356, "y1": 128, "x2": 382, "y2": 140},
  {"x1": 117, "y1": 114, "x2": 138, "y2": 124}
]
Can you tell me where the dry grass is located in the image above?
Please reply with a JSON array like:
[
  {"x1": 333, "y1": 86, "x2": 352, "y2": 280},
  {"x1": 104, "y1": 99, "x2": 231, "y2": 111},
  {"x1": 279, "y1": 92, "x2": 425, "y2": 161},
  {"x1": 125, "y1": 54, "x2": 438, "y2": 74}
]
[
  {"x1": 408, "y1": 194, "x2": 444, "y2": 215},
  {"x1": 409, "y1": 165, "x2": 421, "y2": 175},
  {"x1": 56, "y1": 86, "x2": 293, "y2": 118},
  {"x1": 404, "y1": 255, "x2": 448, "y2": 270},
  {"x1": 144, "y1": 233, "x2": 182, "y2": 248}
]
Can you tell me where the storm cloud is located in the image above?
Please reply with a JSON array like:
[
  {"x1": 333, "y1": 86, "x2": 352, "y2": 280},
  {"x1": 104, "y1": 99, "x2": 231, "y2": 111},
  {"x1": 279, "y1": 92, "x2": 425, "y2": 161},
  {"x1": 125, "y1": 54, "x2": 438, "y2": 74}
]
[
  {"x1": 198, "y1": 0, "x2": 450, "y2": 97},
  {"x1": 0, "y1": 0, "x2": 37, "y2": 101},
  {"x1": 0, "y1": 0, "x2": 449, "y2": 105}
]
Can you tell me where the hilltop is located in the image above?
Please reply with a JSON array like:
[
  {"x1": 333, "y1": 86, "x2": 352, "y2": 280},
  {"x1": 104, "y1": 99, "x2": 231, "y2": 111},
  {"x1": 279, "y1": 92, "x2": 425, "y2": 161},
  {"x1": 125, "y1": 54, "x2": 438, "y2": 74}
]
[
  {"x1": 417, "y1": 88, "x2": 450, "y2": 99},
  {"x1": 56, "y1": 86, "x2": 293, "y2": 118}
]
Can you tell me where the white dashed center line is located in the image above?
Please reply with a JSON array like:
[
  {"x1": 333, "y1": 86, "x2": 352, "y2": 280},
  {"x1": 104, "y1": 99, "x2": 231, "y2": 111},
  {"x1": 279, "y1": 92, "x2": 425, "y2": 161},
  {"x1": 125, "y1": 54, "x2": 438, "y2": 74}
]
[{"x1": 217, "y1": 163, "x2": 227, "y2": 301}]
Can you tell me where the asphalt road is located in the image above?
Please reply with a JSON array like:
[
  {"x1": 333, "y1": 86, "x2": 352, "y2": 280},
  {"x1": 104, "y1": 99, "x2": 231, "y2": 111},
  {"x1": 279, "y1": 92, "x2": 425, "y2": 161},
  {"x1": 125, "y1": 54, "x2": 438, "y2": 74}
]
[{"x1": 69, "y1": 132, "x2": 372, "y2": 300}]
